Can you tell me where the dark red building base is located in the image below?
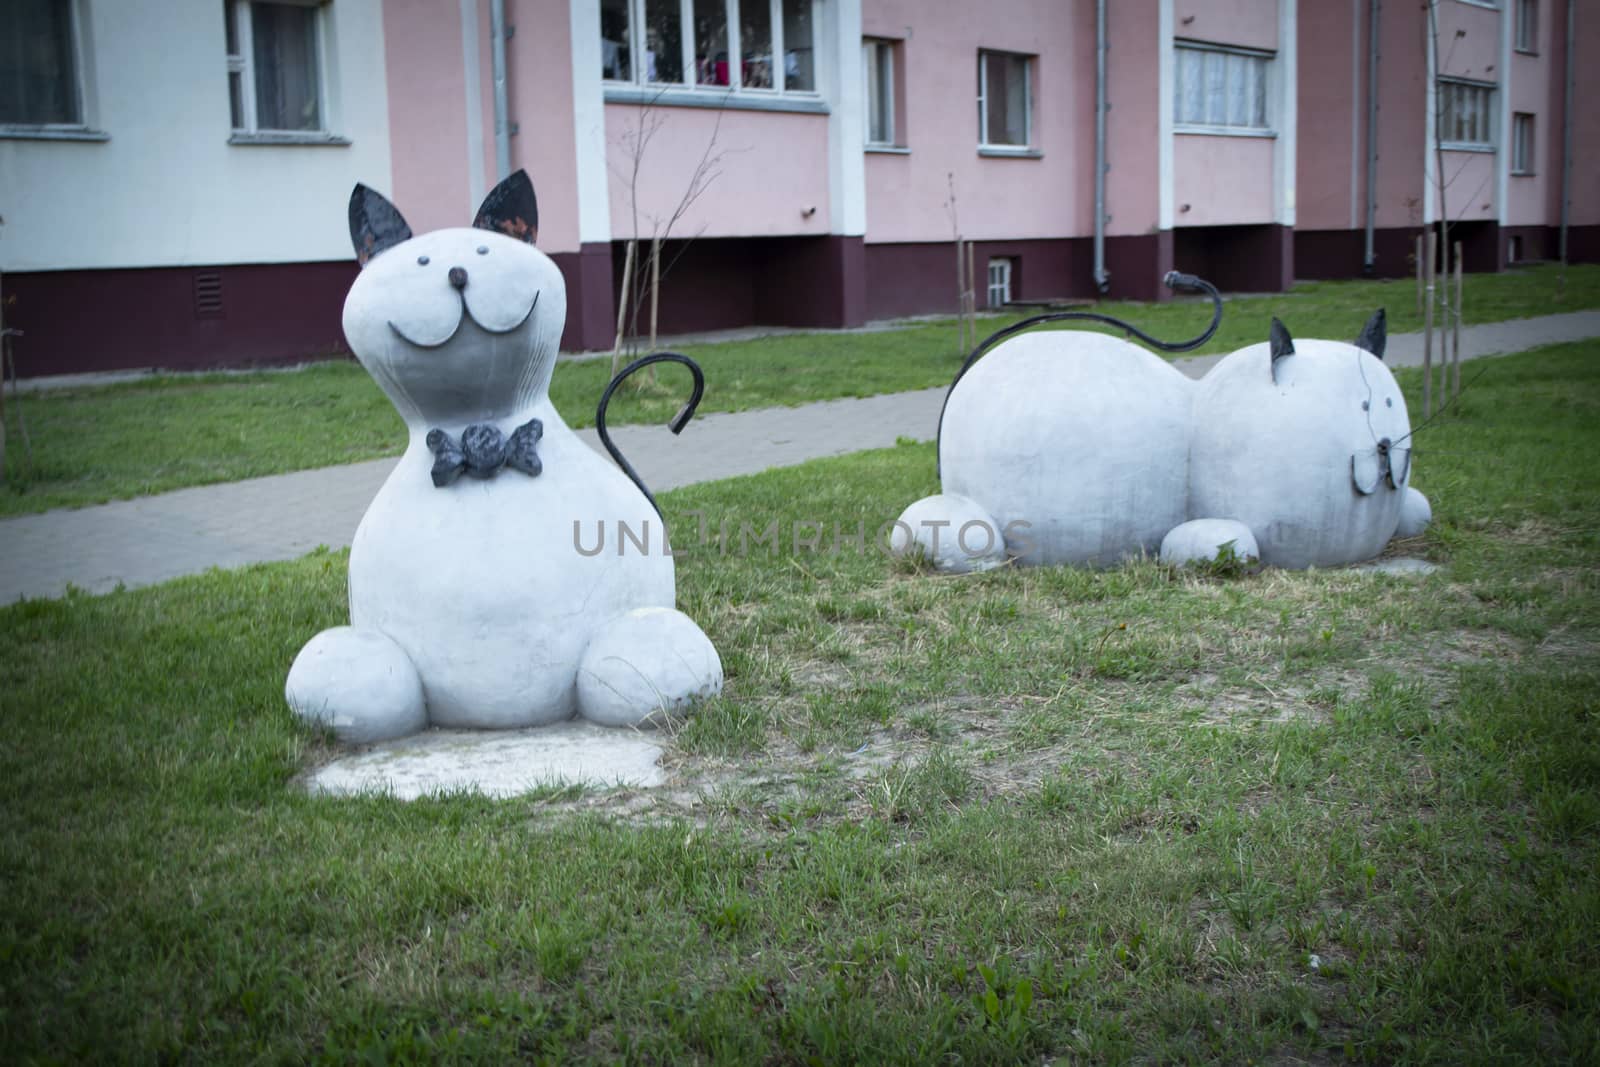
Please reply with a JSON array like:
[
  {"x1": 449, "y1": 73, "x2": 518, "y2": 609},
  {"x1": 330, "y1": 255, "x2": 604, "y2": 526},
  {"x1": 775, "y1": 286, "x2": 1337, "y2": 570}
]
[{"x1": 8, "y1": 224, "x2": 1596, "y2": 377}]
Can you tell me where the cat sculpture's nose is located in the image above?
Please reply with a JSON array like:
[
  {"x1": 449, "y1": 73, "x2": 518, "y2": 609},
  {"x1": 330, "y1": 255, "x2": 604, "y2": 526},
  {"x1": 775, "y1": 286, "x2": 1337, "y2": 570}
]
[{"x1": 448, "y1": 266, "x2": 468, "y2": 290}]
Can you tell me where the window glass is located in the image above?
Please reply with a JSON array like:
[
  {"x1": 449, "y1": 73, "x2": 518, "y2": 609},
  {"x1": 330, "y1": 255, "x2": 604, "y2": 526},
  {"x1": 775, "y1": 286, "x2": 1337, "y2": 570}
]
[
  {"x1": 782, "y1": 0, "x2": 814, "y2": 91},
  {"x1": 1440, "y1": 81, "x2": 1492, "y2": 147},
  {"x1": 1174, "y1": 45, "x2": 1270, "y2": 131},
  {"x1": 604, "y1": 1, "x2": 814, "y2": 95},
  {"x1": 981, "y1": 51, "x2": 1028, "y2": 146},
  {"x1": 225, "y1": 1, "x2": 244, "y2": 127},
  {"x1": 1516, "y1": 0, "x2": 1537, "y2": 50},
  {"x1": 741, "y1": 0, "x2": 773, "y2": 88},
  {"x1": 1512, "y1": 112, "x2": 1534, "y2": 171},
  {"x1": 1203, "y1": 51, "x2": 1226, "y2": 126},
  {"x1": 252, "y1": 2, "x2": 320, "y2": 131},
  {"x1": 695, "y1": 2, "x2": 729, "y2": 85},
  {"x1": 1, "y1": 0, "x2": 79, "y2": 125},
  {"x1": 987, "y1": 259, "x2": 1012, "y2": 306},
  {"x1": 643, "y1": 0, "x2": 682, "y2": 83},
  {"x1": 1175, "y1": 48, "x2": 1202, "y2": 125},
  {"x1": 601, "y1": 0, "x2": 631, "y2": 80},
  {"x1": 864, "y1": 40, "x2": 893, "y2": 144}
]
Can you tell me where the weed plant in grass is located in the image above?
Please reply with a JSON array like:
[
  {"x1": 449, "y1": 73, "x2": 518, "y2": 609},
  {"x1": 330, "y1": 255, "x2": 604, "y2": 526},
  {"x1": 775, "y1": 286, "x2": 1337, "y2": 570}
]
[
  {"x1": 3, "y1": 264, "x2": 1597, "y2": 517},
  {"x1": 1, "y1": 345, "x2": 1598, "y2": 1061}
]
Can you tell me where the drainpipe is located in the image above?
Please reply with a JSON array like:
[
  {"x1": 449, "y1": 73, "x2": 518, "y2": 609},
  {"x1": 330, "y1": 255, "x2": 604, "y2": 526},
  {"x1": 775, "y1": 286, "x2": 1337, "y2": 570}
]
[
  {"x1": 1560, "y1": 0, "x2": 1574, "y2": 265},
  {"x1": 490, "y1": 0, "x2": 511, "y2": 180},
  {"x1": 1093, "y1": 0, "x2": 1110, "y2": 294},
  {"x1": 1363, "y1": 0, "x2": 1380, "y2": 274}
]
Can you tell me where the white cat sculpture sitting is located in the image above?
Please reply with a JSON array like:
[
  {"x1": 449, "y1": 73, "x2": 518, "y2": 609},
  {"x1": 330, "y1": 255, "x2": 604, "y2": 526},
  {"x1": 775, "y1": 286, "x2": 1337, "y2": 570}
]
[
  {"x1": 894, "y1": 296, "x2": 1432, "y2": 573},
  {"x1": 285, "y1": 171, "x2": 722, "y2": 743}
]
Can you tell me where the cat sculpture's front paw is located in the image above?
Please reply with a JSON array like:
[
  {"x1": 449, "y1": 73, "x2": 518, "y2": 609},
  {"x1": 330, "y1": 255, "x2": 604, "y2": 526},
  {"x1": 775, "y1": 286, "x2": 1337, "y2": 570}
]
[
  {"x1": 1396, "y1": 488, "x2": 1432, "y2": 539},
  {"x1": 889, "y1": 493, "x2": 1009, "y2": 573},
  {"x1": 577, "y1": 608, "x2": 723, "y2": 729},
  {"x1": 1160, "y1": 519, "x2": 1261, "y2": 567},
  {"x1": 285, "y1": 626, "x2": 426, "y2": 743}
]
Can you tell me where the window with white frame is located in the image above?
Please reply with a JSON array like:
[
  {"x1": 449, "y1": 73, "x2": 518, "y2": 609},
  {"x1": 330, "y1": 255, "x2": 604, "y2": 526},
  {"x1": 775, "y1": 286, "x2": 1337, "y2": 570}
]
[
  {"x1": 987, "y1": 258, "x2": 1013, "y2": 307},
  {"x1": 1511, "y1": 112, "x2": 1535, "y2": 174},
  {"x1": 1515, "y1": 0, "x2": 1538, "y2": 52},
  {"x1": 863, "y1": 38, "x2": 896, "y2": 146},
  {"x1": 977, "y1": 50, "x2": 1033, "y2": 149},
  {"x1": 1438, "y1": 78, "x2": 1495, "y2": 149},
  {"x1": 1174, "y1": 43, "x2": 1271, "y2": 132},
  {"x1": 1, "y1": 0, "x2": 82, "y2": 127},
  {"x1": 601, "y1": 0, "x2": 815, "y2": 96},
  {"x1": 226, "y1": 0, "x2": 328, "y2": 134}
]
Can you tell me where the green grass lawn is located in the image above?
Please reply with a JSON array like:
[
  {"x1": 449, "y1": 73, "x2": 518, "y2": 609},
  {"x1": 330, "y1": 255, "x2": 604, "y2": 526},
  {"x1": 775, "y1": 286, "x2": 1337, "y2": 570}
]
[
  {"x1": 2, "y1": 343, "x2": 1597, "y2": 1062},
  {"x1": 2, "y1": 263, "x2": 1597, "y2": 518}
]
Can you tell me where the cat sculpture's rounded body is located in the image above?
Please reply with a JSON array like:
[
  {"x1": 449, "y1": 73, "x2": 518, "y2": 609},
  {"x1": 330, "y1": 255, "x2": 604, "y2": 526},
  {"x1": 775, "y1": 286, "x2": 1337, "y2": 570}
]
[
  {"x1": 940, "y1": 331, "x2": 1193, "y2": 567},
  {"x1": 349, "y1": 398, "x2": 672, "y2": 727}
]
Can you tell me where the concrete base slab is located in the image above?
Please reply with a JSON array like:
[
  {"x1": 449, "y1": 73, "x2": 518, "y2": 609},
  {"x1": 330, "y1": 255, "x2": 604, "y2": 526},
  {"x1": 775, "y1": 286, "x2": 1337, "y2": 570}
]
[
  {"x1": 1354, "y1": 557, "x2": 1440, "y2": 576},
  {"x1": 304, "y1": 722, "x2": 665, "y2": 799}
]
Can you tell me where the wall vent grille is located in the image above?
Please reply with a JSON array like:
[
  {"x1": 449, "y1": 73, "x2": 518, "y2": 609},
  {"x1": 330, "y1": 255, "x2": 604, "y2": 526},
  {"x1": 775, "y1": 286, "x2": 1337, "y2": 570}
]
[{"x1": 194, "y1": 272, "x2": 224, "y2": 317}]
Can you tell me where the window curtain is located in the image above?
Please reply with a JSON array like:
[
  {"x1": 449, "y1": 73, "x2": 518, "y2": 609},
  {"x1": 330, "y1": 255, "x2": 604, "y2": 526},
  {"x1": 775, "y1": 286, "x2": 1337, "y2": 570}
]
[
  {"x1": 1, "y1": 0, "x2": 78, "y2": 125},
  {"x1": 1175, "y1": 48, "x2": 1202, "y2": 125},
  {"x1": 1176, "y1": 47, "x2": 1267, "y2": 130},
  {"x1": 252, "y1": 3, "x2": 320, "y2": 131},
  {"x1": 983, "y1": 53, "x2": 1026, "y2": 145}
]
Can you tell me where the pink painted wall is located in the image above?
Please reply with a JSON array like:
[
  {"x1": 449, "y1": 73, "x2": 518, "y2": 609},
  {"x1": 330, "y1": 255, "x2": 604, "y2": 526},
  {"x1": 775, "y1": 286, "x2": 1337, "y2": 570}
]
[
  {"x1": 1433, "y1": 1, "x2": 1503, "y2": 224},
  {"x1": 383, "y1": 0, "x2": 472, "y2": 233},
  {"x1": 1440, "y1": 150, "x2": 1498, "y2": 220},
  {"x1": 1434, "y1": 1, "x2": 1501, "y2": 81},
  {"x1": 1173, "y1": 0, "x2": 1278, "y2": 52},
  {"x1": 1374, "y1": 9, "x2": 1428, "y2": 229},
  {"x1": 503, "y1": 0, "x2": 582, "y2": 252},
  {"x1": 1105, "y1": 0, "x2": 1162, "y2": 237},
  {"x1": 1296, "y1": 1, "x2": 1361, "y2": 231},
  {"x1": 382, "y1": 1, "x2": 583, "y2": 251},
  {"x1": 861, "y1": 0, "x2": 1093, "y2": 242},
  {"x1": 1567, "y1": 1, "x2": 1600, "y2": 224},
  {"x1": 1506, "y1": 31, "x2": 1551, "y2": 226},
  {"x1": 604, "y1": 106, "x2": 831, "y2": 239},
  {"x1": 1173, "y1": 135, "x2": 1276, "y2": 225}
]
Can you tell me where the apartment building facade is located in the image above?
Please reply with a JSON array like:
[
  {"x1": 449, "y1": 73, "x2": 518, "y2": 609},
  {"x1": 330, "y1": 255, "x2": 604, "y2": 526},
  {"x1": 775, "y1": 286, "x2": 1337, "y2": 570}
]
[{"x1": 2, "y1": 0, "x2": 1594, "y2": 376}]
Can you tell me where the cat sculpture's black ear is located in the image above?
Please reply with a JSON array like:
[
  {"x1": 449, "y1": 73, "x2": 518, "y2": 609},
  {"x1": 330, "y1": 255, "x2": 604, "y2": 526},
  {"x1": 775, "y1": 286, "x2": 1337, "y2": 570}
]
[
  {"x1": 349, "y1": 184, "x2": 412, "y2": 267},
  {"x1": 1269, "y1": 317, "x2": 1294, "y2": 383},
  {"x1": 1355, "y1": 308, "x2": 1387, "y2": 360},
  {"x1": 473, "y1": 169, "x2": 539, "y2": 244}
]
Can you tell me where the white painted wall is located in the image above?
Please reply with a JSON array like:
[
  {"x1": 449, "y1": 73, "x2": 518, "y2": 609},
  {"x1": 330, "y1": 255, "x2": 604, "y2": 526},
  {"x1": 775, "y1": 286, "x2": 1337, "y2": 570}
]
[{"x1": 0, "y1": 0, "x2": 392, "y2": 272}]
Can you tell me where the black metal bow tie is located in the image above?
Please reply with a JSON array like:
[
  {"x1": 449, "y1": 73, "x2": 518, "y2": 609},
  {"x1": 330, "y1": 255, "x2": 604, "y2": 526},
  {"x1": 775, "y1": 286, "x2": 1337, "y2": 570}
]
[{"x1": 425, "y1": 418, "x2": 543, "y2": 488}]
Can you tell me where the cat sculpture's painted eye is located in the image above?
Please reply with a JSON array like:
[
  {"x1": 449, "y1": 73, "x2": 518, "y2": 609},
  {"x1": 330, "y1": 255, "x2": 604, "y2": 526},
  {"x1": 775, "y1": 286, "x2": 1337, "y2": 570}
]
[
  {"x1": 1386, "y1": 398, "x2": 1393, "y2": 408},
  {"x1": 417, "y1": 255, "x2": 430, "y2": 266},
  {"x1": 477, "y1": 246, "x2": 489, "y2": 255},
  {"x1": 1362, "y1": 400, "x2": 1370, "y2": 411}
]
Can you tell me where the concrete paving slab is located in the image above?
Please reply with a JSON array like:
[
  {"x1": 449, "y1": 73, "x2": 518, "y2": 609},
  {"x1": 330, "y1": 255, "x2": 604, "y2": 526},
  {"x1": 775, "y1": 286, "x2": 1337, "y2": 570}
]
[
  {"x1": 1353, "y1": 557, "x2": 1441, "y2": 576},
  {"x1": 303, "y1": 722, "x2": 665, "y2": 798}
]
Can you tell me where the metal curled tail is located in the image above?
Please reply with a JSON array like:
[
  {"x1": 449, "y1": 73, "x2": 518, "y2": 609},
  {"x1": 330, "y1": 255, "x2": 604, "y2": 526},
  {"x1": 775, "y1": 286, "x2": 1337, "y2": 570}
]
[
  {"x1": 935, "y1": 270, "x2": 1223, "y2": 475},
  {"x1": 595, "y1": 352, "x2": 707, "y2": 520}
]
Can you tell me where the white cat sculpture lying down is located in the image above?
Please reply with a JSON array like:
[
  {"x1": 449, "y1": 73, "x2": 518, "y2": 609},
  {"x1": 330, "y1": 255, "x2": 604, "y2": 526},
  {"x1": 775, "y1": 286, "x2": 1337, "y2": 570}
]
[{"x1": 894, "y1": 305, "x2": 1432, "y2": 573}]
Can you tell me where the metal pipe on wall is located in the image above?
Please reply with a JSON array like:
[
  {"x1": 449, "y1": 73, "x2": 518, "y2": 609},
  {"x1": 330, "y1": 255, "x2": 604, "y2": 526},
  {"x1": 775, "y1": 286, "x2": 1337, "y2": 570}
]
[
  {"x1": 490, "y1": 0, "x2": 511, "y2": 180},
  {"x1": 1561, "y1": 0, "x2": 1575, "y2": 265},
  {"x1": 1363, "y1": 0, "x2": 1380, "y2": 274},
  {"x1": 1093, "y1": 0, "x2": 1110, "y2": 294}
]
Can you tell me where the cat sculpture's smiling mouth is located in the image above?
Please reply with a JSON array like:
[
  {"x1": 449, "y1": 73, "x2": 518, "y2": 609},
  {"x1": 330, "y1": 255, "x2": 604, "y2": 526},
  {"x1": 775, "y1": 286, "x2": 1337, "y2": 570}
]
[{"x1": 388, "y1": 290, "x2": 539, "y2": 349}]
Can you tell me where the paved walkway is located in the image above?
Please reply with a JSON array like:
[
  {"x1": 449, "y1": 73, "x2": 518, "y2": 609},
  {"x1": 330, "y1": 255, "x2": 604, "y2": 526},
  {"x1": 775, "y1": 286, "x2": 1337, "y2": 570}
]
[{"x1": 3, "y1": 310, "x2": 1596, "y2": 603}]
